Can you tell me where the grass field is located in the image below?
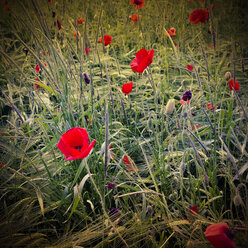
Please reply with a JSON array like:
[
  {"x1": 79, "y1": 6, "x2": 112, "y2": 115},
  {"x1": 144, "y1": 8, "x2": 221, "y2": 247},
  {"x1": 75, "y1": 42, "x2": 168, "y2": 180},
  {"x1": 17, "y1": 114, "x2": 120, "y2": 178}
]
[{"x1": 0, "y1": 0, "x2": 248, "y2": 247}]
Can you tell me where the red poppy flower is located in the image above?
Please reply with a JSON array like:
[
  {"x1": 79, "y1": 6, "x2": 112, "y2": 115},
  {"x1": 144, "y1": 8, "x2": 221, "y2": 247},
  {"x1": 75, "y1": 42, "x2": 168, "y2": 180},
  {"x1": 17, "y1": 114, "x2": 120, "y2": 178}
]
[
  {"x1": 130, "y1": 14, "x2": 141, "y2": 22},
  {"x1": 189, "y1": 9, "x2": 209, "y2": 24},
  {"x1": 57, "y1": 19, "x2": 62, "y2": 30},
  {"x1": 204, "y1": 223, "x2": 236, "y2": 248},
  {"x1": 43, "y1": 62, "x2": 47, "y2": 67},
  {"x1": 205, "y1": 103, "x2": 217, "y2": 110},
  {"x1": 57, "y1": 127, "x2": 96, "y2": 160},
  {"x1": 186, "y1": 65, "x2": 193, "y2": 71},
  {"x1": 189, "y1": 205, "x2": 198, "y2": 216},
  {"x1": 77, "y1": 18, "x2": 84, "y2": 24},
  {"x1": 130, "y1": 0, "x2": 145, "y2": 9},
  {"x1": 84, "y1": 47, "x2": 91, "y2": 55},
  {"x1": 179, "y1": 100, "x2": 186, "y2": 105},
  {"x1": 131, "y1": 48, "x2": 154, "y2": 73},
  {"x1": 35, "y1": 64, "x2": 40, "y2": 73},
  {"x1": 122, "y1": 82, "x2": 133, "y2": 95},
  {"x1": 48, "y1": 0, "x2": 52, "y2": 3},
  {"x1": 166, "y1": 27, "x2": 176, "y2": 37},
  {"x1": 123, "y1": 156, "x2": 136, "y2": 171},
  {"x1": 99, "y1": 35, "x2": 112, "y2": 46},
  {"x1": 229, "y1": 79, "x2": 240, "y2": 91}
]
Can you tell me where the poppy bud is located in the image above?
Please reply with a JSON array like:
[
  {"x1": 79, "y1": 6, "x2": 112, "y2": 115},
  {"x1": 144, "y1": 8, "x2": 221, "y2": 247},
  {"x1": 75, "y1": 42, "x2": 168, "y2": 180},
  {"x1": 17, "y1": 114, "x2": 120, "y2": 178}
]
[
  {"x1": 165, "y1": 99, "x2": 175, "y2": 114},
  {"x1": 233, "y1": 193, "x2": 243, "y2": 206},
  {"x1": 83, "y1": 72, "x2": 90, "y2": 85},
  {"x1": 225, "y1": 72, "x2": 231, "y2": 81}
]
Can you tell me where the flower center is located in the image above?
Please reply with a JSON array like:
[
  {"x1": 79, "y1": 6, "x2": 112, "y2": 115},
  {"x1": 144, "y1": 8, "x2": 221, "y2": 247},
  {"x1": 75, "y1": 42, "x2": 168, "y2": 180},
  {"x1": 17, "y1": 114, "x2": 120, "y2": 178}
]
[
  {"x1": 74, "y1": 146, "x2": 82, "y2": 151},
  {"x1": 134, "y1": 0, "x2": 142, "y2": 5}
]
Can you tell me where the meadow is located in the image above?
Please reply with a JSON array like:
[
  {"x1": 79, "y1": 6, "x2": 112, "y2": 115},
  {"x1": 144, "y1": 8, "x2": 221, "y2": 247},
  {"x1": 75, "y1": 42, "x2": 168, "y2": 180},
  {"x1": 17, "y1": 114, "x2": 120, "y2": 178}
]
[{"x1": 0, "y1": 0, "x2": 248, "y2": 247}]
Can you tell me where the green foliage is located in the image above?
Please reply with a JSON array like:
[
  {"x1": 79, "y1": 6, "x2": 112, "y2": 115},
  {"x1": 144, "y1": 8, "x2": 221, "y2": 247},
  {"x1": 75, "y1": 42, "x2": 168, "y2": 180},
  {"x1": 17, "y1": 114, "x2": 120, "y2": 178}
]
[{"x1": 0, "y1": 0, "x2": 248, "y2": 247}]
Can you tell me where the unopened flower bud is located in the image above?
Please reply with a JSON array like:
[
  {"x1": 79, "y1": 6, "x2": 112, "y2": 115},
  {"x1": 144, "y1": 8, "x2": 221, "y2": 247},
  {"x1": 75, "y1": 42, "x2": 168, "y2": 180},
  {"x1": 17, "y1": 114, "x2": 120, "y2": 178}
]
[
  {"x1": 225, "y1": 72, "x2": 231, "y2": 81},
  {"x1": 165, "y1": 99, "x2": 175, "y2": 114},
  {"x1": 233, "y1": 194, "x2": 243, "y2": 206}
]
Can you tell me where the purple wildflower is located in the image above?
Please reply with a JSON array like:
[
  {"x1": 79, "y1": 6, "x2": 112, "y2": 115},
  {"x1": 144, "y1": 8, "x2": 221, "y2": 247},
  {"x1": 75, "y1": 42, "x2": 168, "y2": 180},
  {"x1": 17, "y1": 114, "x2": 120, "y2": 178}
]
[
  {"x1": 83, "y1": 72, "x2": 91, "y2": 85},
  {"x1": 182, "y1": 90, "x2": 192, "y2": 101}
]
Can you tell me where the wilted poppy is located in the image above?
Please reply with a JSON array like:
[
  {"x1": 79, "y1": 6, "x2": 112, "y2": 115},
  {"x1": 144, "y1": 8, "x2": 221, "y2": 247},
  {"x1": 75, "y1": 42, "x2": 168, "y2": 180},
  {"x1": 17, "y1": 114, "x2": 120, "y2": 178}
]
[
  {"x1": 130, "y1": 0, "x2": 145, "y2": 9},
  {"x1": 57, "y1": 127, "x2": 96, "y2": 160},
  {"x1": 182, "y1": 90, "x2": 192, "y2": 101},
  {"x1": 204, "y1": 223, "x2": 236, "y2": 248},
  {"x1": 57, "y1": 19, "x2": 62, "y2": 30},
  {"x1": 23, "y1": 48, "x2": 29, "y2": 56},
  {"x1": 130, "y1": 14, "x2": 141, "y2": 22},
  {"x1": 122, "y1": 82, "x2": 133, "y2": 95},
  {"x1": 99, "y1": 35, "x2": 112, "y2": 46},
  {"x1": 131, "y1": 48, "x2": 154, "y2": 73},
  {"x1": 166, "y1": 27, "x2": 176, "y2": 37},
  {"x1": 77, "y1": 18, "x2": 84, "y2": 24},
  {"x1": 84, "y1": 47, "x2": 91, "y2": 55},
  {"x1": 189, "y1": 9, "x2": 209, "y2": 24},
  {"x1": 35, "y1": 64, "x2": 40, "y2": 73},
  {"x1": 186, "y1": 65, "x2": 193, "y2": 71},
  {"x1": 229, "y1": 79, "x2": 240, "y2": 91}
]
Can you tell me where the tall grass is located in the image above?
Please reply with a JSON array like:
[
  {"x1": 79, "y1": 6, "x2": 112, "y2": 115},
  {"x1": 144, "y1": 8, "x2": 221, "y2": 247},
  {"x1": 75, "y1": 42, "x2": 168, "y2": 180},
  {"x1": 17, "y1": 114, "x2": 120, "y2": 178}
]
[{"x1": 0, "y1": 0, "x2": 248, "y2": 247}]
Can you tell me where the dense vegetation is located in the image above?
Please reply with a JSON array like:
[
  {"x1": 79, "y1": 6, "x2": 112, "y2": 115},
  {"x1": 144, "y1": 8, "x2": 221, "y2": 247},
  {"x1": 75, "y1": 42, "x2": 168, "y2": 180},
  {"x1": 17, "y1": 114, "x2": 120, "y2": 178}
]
[{"x1": 0, "y1": 0, "x2": 247, "y2": 247}]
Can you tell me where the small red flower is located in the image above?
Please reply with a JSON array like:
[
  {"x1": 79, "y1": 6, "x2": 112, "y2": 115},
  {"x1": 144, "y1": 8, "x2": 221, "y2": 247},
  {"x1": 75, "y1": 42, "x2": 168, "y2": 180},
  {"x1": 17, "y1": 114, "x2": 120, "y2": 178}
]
[
  {"x1": 43, "y1": 62, "x2": 47, "y2": 67},
  {"x1": 57, "y1": 127, "x2": 96, "y2": 161},
  {"x1": 122, "y1": 82, "x2": 133, "y2": 95},
  {"x1": 130, "y1": 0, "x2": 145, "y2": 9},
  {"x1": 204, "y1": 223, "x2": 236, "y2": 248},
  {"x1": 192, "y1": 124, "x2": 201, "y2": 131},
  {"x1": 189, "y1": 9, "x2": 209, "y2": 24},
  {"x1": 57, "y1": 19, "x2": 62, "y2": 30},
  {"x1": 166, "y1": 27, "x2": 176, "y2": 37},
  {"x1": 131, "y1": 48, "x2": 154, "y2": 73},
  {"x1": 179, "y1": 100, "x2": 186, "y2": 105},
  {"x1": 123, "y1": 156, "x2": 136, "y2": 171},
  {"x1": 205, "y1": 103, "x2": 217, "y2": 110},
  {"x1": 84, "y1": 47, "x2": 91, "y2": 55},
  {"x1": 99, "y1": 35, "x2": 112, "y2": 46},
  {"x1": 4, "y1": 5, "x2": 10, "y2": 11},
  {"x1": 189, "y1": 205, "x2": 198, "y2": 216},
  {"x1": 35, "y1": 64, "x2": 40, "y2": 73},
  {"x1": 77, "y1": 18, "x2": 84, "y2": 24},
  {"x1": 74, "y1": 32, "x2": 79, "y2": 38},
  {"x1": 229, "y1": 79, "x2": 240, "y2": 91},
  {"x1": 107, "y1": 182, "x2": 116, "y2": 189},
  {"x1": 0, "y1": 162, "x2": 5, "y2": 168},
  {"x1": 48, "y1": 0, "x2": 52, "y2": 3},
  {"x1": 33, "y1": 78, "x2": 40, "y2": 89},
  {"x1": 186, "y1": 65, "x2": 193, "y2": 71},
  {"x1": 130, "y1": 14, "x2": 141, "y2": 22}
]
